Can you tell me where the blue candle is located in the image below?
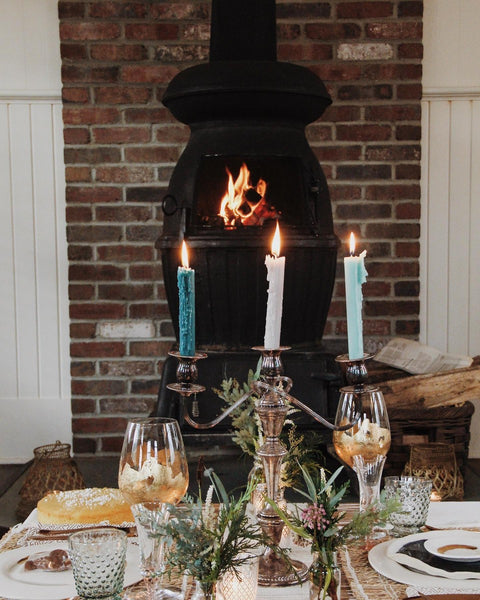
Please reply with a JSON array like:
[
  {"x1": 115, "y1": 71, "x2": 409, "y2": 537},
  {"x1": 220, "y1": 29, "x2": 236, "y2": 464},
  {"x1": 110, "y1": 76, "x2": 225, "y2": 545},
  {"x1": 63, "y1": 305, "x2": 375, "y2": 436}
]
[
  {"x1": 344, "y1": 233, "x2": 368, "y2": 360},
  {"x1": 177, "y1": 241, "x2": 195, "y2": 357}
]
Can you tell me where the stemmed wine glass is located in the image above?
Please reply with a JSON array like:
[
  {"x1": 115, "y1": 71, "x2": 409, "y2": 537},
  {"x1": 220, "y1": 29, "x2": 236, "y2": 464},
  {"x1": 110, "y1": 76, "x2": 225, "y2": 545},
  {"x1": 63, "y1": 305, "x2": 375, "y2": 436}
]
[
  {"x1": 332, "y1": 385, "x2": 391, "y2": 511},
  {"x1": 118, "y1": 417, "x2": 189, "y2": 600}
]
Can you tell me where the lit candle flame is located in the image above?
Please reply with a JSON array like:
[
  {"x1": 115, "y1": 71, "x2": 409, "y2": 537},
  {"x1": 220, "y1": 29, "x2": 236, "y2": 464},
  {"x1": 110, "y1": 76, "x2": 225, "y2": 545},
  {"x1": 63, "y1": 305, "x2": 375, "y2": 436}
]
[
  {"x1": 181, "y1": 240, "x2": 189, "y2": 268},
  {"x1": 271, "y1": 222, "x2": 281, "y2": 257},
  {"x1": 349, "y1": 232, "x2": 356, "y2": 256}
]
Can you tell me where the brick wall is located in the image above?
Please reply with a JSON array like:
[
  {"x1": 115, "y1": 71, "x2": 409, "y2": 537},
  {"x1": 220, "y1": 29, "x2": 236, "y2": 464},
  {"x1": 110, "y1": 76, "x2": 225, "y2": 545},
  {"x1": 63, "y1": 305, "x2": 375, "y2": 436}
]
[{"x1": 59, "y1": 0, "x2": 423, "y2": 454}]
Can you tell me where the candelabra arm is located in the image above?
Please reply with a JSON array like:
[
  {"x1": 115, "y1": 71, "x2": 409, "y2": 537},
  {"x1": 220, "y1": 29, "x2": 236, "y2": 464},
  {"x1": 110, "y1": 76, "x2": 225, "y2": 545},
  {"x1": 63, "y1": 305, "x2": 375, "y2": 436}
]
[
  {"x1": 183, "y1": 388, "x2": 252, "y2": 430},
  {"x1": 252, "y1": 380, "x2": 361, "y2": 432}
]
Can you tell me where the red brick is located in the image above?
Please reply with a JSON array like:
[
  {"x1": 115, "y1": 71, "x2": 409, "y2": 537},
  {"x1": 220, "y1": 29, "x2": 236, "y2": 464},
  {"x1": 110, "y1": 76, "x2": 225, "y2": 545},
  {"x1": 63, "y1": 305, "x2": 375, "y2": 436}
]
[
  {"x1": 125, "y1": 108, "x2": 169, "y2": 123},
  {"x1": 395, "y1": 241, "x2": 420, "y2": 257},
  {"x1": 398, "y1": 43, "x2": 423, "y2": 59},
  {"x1": 70, "y1": 322, "x2": 97, "y2": 338},
  {"x1": 67, "y1": 224, "x2": 123, "y2": 242},
  {"x1": 70, "y1": 303, "x2": 127, "y2": 319},
  {"x1": 364, "y1": 300, "x2": 419, "y2": 316},
  {"x1": 278, "y1": 43, "x2": 333, "y2": 62},
  {"x1": 336, "y1": 203, "x2": 391, "y2": 219},
  {"x1": 312, "y1": 64, "x2": 362, "y2": 81},
  {"x1": 150, "y1": 3, "x2": 209, "y2": 19},
  {"x1": 126, "y1": 225, "x2": 161, "y2": 242},
  {"x1": 125, "y1": 187, "x2": 166, "y2": 203},
  {"x1": 69, "y1": 264, "x2": 125, "y2": 281},
  {"x1": 336, "y1": 124, "x2": 392, "y2": 142},
  {"x1": 61, "y1": 43, "x2": 88, "y2": 60},
  {"x1": 394, "y1": 280, "x2": 420, "y2": 296},
  {"x1": 63, "y1": 107, "x2": 120, "y2": 125},
  {"x1": 94, "y1": 86, "x2": 152, "y2": 104},
  {"x1": 68, "y1": 245, "x2": 93, "y2": 261},
  {"x1": 65, "y1": 167, "x2": 91, "y2": 182},
  {"x1": 130, "y1": 264, "x2": 163, "y2": 280},
  {"x1": 396, "y1": 125, "x2": 421, "y2": 140},
  {"x1": 365, "y1": 184, "x2": 420, "y2": 201},
  {"x1": 68, "y1": 284, "x2": 95, "y2": 300},
  {"x1": 329, "y1": 185, "x2": 362, "y2": 201},
  {"x1": 60, "y1": 23, "x2": 121, "y2": 41},
  {"x1": 93, "y1": 126, "x2": 151, "y2": 143},
  {"x1": 398, "y1": 1, "x2": 423, "y2": 17},
  {"x1": 72, "y1": 417, "x2": 128, "y2": 434},
  {"x1": 181, "y1": 23, "x2": 210, "y2": 41},
  {"x1": 72, "y1": 437, "x2": 97, "y2": 453},
  {"x1": 395, "y1": 164, "x2": 421, "y2": 180},
  {"x1": 363, "y1": 320, "x2": 392, "y2": 336},
  {"x1": 396, "y1": 202, "x2": 421, "y2": 219},
  {"x1": 337, "y1": 84, "x2": 393, "y2": 101},
  {"x1": 130, "y1": 341, "x2": 173, "y2": 357},
  {"x1": 96, "y1": 167, "x2": 155, "y2": 183},
  {"x1": 124, "y1": 23, "x2": 179, "y2": 40},
  {"x1": 305, "y1": 23, "x2": 362, "y2": 40},
  {"x1": 62, "y1": 65, "x2": 119, "y2": 83},
  {"x1": 98, "y1": 284, "x2": 154, "y2": 300},
  {"x1": 71, "y1": 397, "x2": 96, "y2": 412},
  {"x1": 99, "y1": 397, "x2": 154, "y2": 415},
  {"x1": 64, "y1": 147, "x2": 121, "y2": 164},
  {"x1": 58, "y1": 2, "x2": 85, "y2": 19},
  {"x1": 156, "y1": 125, "x2": 189, "y2": 144},
  {"x1": 366, "y1": 222, "x2": 420, "y2": 239},
  {"x1": 96, "y1": 206, "x2": 152, "y2": 222},
  {"x1": 66, "y1": 206, "x2": 92, "y2": 222},
  {"x1": 64, "y1": 128, "x2": 91, "y2": 144},
  {"x1": 66, "y1": 186, "x2": 122, "y2": 204},
  {"x1": 277, "y1": 24, "x2": 301, "y2": 41},
  {"x1": 395, "y1": 320, "x2": 420, "y2": 335},
  {"x1": 397, "y1": 84, "x2": 422, "y2": 99},
  {"x1": 129, "y1": 303, "x2": 171, "y2": 318},
  {"x1": 313, "y1": 146, "x2": 362, "y2": 162},
  {"x1": 365, "y1": 145, "x2": 421, "y2": 161},
  {"x1": 364, "y1": 64, "x2": 422, "y2": 81},
  {"x1": 90, "y1": 44, "x2": 148, "y2": 61},
  {"x1": 62, "y1": 87, "x2": 89, "y2": 103},
  {"x1": 120, "y1": 65, "x2": 179, "y2": 84},
  {"x1": 366, "y1": 22, "x2": 422, "y2": 40},
  {"x1": 306, "y1": 124, "x2": 333, "y2": 142},
  {"x1": 88, "y1": 2, "x2": 148, "y2": 18},
  {"x1": 100, "y1": 437, "x2": 125, "y2": 452},
  {"x1": 125, "y1": 146, "x2": 180, "y2": 163},
  {"x1": 99, "y1": 360, "x2": 155, "y2": 376},
  {"x1": 337, "y1": 2, "x2": 393, "y2": 18},
  {"x1": 97, "y1": 245, "x2": 153, "y2": 262},
  {"x1": 72, "y1": 380, "x2": 127, "y2": 397},
  {"x1": 70, "y1": 341, "x2": 126, "y2": 358},
  {"x1": 276, "y1": 3, "x2": 331, "y2": 19},
  {"x1": 367, "y1": 261, "x2": 419, "y2": 278},
  {"x1": 337, "y1": 164, "x2": 392, "y2": 180}
]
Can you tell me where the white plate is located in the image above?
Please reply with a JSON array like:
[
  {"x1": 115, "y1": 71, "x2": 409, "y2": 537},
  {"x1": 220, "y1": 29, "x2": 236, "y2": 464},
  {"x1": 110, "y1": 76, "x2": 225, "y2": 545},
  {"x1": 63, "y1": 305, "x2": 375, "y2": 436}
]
[
  {"x1": 424, "y1": 530, "x2": 480, "y2": 562},
  {"x1": 369, "y1": 535, "x2": 480, "y2": 591},
  {"x1": 427, "y1": 502, "x2": 480, "y2": 530},
  {"x1": 0, "y1": 541, "x2": 141, "y2": 600}
]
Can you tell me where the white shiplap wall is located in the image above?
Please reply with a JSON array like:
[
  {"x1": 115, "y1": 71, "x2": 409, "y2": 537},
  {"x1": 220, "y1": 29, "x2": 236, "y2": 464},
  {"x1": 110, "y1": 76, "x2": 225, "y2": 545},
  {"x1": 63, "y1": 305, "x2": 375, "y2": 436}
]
[
  {"x1": 0, "y1": 0, "x2": 71, "y2": 462},
  {"x1": 422, "y1": 0, "x2": 480, "y2": 456}
]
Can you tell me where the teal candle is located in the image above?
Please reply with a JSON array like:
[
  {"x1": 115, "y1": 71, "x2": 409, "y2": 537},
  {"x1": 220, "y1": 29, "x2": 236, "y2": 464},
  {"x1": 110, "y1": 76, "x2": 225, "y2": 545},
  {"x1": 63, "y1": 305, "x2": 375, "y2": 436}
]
[
  {"x1": 177, "y1": 241, "x2": 195, "y2": 357},
  {"x1": 344, "y1": 233, "x2": 368, "y2": 360}
]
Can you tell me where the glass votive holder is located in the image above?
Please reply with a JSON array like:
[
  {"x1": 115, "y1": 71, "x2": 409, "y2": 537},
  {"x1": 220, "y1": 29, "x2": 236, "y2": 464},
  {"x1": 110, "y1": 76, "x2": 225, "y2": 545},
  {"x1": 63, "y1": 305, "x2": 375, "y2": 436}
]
[
  {"x1": 68, "y1": 527, "x2": 127, "y2": 600},
  {"x1": 384, "y1": 476, "x2": 433, "y2": 536},
  {"x1": 218, "y1": 553, "x2": 259, "y2": 600}
]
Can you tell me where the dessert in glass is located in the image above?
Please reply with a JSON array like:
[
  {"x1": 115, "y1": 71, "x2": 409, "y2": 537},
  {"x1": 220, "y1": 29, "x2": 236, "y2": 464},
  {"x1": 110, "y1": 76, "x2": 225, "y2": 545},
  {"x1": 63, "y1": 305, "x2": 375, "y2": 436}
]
[
  {"x1": 333, "y1": 385, "x2": 391, "y2": 511},
  {"x1": 119, "y1": 417, "x2": 189, "y2": 600}
]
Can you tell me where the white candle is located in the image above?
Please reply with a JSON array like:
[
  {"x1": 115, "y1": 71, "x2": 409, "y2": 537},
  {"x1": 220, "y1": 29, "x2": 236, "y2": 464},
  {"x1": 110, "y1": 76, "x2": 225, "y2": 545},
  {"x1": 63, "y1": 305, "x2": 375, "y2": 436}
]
[{"x1": 264, "y1": 222, "x2": 285, "y2": 350}]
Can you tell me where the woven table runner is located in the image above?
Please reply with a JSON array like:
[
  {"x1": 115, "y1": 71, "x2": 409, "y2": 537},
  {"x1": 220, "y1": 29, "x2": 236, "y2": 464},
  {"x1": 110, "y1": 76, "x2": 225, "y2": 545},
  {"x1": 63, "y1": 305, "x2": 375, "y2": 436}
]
[{"x1": 340, "y1": 545, "x2": 407, "y2": 600}]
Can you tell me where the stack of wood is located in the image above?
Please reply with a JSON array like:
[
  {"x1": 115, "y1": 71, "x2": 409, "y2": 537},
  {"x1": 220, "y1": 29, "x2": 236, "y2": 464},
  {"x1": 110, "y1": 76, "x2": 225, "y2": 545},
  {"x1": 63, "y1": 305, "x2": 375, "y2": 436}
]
[{"x1": 369, "y1": 356, "x2": 480, "y2": 409}]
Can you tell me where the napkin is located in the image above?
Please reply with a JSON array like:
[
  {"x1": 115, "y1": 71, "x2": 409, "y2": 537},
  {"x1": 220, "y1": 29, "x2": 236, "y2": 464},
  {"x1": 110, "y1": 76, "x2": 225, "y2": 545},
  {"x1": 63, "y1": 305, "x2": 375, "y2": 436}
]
[
  {"x1": 406, "y1": 586, "x2": 480, "y2": 598},
  {"x1": 387, "y1": 538, "x2": 480, "y2": 580}
]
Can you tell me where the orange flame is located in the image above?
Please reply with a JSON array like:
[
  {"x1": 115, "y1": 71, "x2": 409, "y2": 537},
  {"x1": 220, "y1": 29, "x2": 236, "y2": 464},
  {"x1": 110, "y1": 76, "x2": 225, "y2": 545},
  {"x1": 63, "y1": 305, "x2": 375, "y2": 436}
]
[
  {"x1": 181, "y1": 240, "x2": 189, "y2": 268},
  {"x1": 271, "y1": 222, "x2": 281, "y2": 257},
  {"x1": 349, "y1": 232, "x2": 356, "y2": 256},
  {"x1": 218, "y1": 163, "x2": 269, "y2": 226}
]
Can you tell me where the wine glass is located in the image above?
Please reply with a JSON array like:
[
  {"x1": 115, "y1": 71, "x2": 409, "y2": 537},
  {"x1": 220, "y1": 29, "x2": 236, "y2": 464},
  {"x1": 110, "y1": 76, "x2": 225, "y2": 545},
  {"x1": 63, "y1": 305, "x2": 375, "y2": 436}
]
[
  {"x1": 332, "y1": 385, "x2": 390, "y2": 511},
  {"x1": 118, "y1": 417, "x2": 189, "y2": 600}
]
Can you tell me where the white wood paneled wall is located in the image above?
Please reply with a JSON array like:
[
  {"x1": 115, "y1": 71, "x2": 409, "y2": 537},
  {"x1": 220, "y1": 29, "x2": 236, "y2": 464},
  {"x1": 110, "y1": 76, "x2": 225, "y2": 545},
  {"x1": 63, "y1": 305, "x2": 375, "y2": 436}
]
[
  {"x1": 420, "y1": 94, "x2": 480, "y2": 356},
  {"x1": 0, "y1": 0, "x2": 71, "y2": 463}
]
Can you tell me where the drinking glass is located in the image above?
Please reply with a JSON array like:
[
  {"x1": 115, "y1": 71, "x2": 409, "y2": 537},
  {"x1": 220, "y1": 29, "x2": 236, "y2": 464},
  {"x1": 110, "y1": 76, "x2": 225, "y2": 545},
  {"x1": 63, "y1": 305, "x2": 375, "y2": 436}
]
[
  {"x1": 68, "y1": 527, "x2": 127, "y2": 600},
  {"x1": 384, "y1": 476, "x2": 433, "y2": 536},
  {"x1": 333, "y1": 385, "x2": 391, "y2": 511},
  {"x1": 118, "y1": 417, "x2": 189, "y2": 600}
]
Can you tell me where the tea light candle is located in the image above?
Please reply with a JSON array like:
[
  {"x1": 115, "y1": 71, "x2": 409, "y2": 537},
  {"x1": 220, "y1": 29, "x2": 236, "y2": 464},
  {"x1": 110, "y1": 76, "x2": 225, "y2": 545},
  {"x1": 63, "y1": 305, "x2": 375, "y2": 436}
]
[
  {"x1": 177, "y1": 241, "x2": 195, "y2": 357},
  {"x1": 264, "y1": 222, "x2": 285, "y2": 350},
  {"x1": 344, "y1": 232, "x2": 368, "y2": 360}
]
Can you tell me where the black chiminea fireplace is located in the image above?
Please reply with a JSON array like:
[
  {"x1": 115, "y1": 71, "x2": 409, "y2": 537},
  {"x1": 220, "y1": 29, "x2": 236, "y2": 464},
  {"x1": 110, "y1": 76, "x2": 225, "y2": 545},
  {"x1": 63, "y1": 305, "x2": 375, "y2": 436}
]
[
  {"x1": 156, "y1": 0, "x2": 343, "y2": 434},
  {"x1": 157, "y1": 0, "x2": 338, "y2": 349}
]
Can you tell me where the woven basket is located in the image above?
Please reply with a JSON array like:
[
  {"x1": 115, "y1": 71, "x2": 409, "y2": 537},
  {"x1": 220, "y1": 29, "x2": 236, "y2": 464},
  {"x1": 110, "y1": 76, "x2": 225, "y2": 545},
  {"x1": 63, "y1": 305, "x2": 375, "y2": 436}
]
[
  {"x1": 16, "y1": 441, "x2": 85, "y2": 519},
  {"x1": 402, "y1": 442, "x2": 464, "y2": 500}
]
